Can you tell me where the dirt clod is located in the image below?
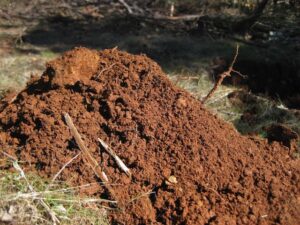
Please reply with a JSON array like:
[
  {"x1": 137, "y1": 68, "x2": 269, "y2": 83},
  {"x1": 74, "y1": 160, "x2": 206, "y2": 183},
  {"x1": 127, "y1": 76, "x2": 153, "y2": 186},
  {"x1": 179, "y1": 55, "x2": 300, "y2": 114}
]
[
  {"x1": 0, "y1": 47, "x2": 299, "y2": 224},
  {"x1": 265, "y1": 123, "x2": 298, "y2": 149}
]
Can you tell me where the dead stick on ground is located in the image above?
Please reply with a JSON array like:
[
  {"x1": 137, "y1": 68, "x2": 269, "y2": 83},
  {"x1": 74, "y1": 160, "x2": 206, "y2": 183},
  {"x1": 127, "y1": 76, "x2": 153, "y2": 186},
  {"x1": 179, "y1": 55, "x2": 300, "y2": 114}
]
[
  {"x1": 202, "y1": 45, "x2": 246, "y2": 104},
  {"x1": 118, "y1": 0, "x2": 134, "y2": 14},
  {"x1": 96, "y1": 63, "x2": 116, "y2": 78},
  {"x1": 98, "y1": 138, "x2": 131, "y2": 177},
  {"x1": 63, "y1": 113, "x2": 121, "y2": 208}
]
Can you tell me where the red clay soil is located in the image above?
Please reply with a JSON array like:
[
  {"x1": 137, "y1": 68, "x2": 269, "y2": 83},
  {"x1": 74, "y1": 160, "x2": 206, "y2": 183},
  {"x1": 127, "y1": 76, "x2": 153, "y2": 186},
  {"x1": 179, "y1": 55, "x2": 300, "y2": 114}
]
[{"x1": 0, "y1": 47, "x2": 299, "y2": 225}]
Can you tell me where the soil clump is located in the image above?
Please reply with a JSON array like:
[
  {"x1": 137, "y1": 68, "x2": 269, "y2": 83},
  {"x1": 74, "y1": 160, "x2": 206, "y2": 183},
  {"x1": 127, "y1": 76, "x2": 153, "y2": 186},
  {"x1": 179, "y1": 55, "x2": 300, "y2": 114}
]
[{"x1": 0, "y1": 47, "x2": 299, "y2": 224}]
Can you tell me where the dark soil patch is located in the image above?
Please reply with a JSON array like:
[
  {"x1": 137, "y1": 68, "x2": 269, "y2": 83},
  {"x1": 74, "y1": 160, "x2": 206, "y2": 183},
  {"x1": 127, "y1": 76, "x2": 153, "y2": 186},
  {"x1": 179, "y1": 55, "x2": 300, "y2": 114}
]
[
  {"x1": 234, "y1": 57, "x2": 300, "y2": 109},
  {"x1": 212, "y1": 45, "x2": 300, "y2": 109},
  {"x1": 0, "y1": 48, "x2": 299, "y2": 224}
]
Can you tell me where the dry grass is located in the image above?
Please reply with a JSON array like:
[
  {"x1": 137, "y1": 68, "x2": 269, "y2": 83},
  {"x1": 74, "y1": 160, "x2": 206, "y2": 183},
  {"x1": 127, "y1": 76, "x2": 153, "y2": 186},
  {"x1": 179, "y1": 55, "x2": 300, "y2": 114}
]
[
  {"x1": 0, "y1": 157, "x2": 110, "y2": 225},
  {"x1": 0, "y1": 51, "x2": 57, "y2": 99},
  {"x1": 168, "y1": 69, "x2": 242, "y2": 122},
  {"x1": 168, "y1": 69, "x2": 300, "y2": 149}
]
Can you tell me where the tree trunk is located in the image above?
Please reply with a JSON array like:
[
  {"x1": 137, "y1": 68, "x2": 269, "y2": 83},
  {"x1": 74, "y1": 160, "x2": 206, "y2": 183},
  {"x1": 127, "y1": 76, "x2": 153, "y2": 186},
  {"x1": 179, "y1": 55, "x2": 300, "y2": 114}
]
[{"x1": 233, "y1": 0, "x2": 270, "y2": 33}]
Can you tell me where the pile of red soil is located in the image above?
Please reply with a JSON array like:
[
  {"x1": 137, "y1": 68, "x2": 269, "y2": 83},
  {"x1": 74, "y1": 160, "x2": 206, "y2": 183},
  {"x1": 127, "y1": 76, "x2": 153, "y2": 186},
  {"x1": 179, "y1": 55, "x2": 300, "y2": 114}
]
[{"x1": 0, "y1": 47, "x2": 299, "y2": 224}]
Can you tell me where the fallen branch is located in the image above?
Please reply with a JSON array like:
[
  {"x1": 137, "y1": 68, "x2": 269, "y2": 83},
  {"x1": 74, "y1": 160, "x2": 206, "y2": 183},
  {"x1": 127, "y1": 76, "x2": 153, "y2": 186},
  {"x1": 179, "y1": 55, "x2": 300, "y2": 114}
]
[
  {"x1": 148, "y1": 14, "x2": 203, "y2": 21},
  {"x1": 118, "y1": 0, "x2": 134, "y2": 14},
  {"x1": 98, "y1": 138, "x2": 131, "y2": 177},
  {"x1": 63, "y1": 113, "x2": 120, "y2": 207},
  {"x1": 202, "y1": 45, "x2": 246, "y2": 104}
]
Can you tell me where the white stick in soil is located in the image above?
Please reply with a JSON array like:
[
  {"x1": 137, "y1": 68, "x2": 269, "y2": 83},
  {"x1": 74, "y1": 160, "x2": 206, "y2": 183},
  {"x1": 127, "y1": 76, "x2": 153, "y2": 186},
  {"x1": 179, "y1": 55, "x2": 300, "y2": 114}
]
[
  {"x1": 64, "y1": 113, "x2": 120, "y2": 207},
  {"x1": 101, "y1": 171, "x2": 109, "y2": 182},
  {"x1": 98, "y1": 138, "x2": 131, "y2": 177}
]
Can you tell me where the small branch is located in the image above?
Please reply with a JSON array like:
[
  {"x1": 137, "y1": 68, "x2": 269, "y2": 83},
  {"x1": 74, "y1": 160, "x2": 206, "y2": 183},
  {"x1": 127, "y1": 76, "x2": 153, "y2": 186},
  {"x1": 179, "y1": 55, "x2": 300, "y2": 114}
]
[
  {"x1": 128, "y1": 190, "x2": 155, "y2": 204},
  {"x1": 63, "y1": 113, "x2": 120, "y2": 207},
  {"x1": 95, "y1": 63, "x2": 116, "y2": 79},
  {"x1": 98, "y1": 138, "x2": 131, "y2": 177},
  {"x1": 48, "y1": 153, "x2": 81, "y2": 189},
  {"x1": 64, "y1": 113, "x2": 105, "y2": 180},
  {"x1": 118, "y1": 0, "x2": 134, "y2": 14},
  {"x1": 170, "y1": 3, "x2": 175, "y2": 17},
  {"x1": 202, "y1": 45, "x2": 245, "y2": 104},
  {"x1": 150, "y1": 14, "x2": 202, "y2": 21},
  {"x1": 231, "y1": 69, "x2": 247, "y2": 78},
  {"x1": 4, "y1": 193, "x2": 117, "y2": 204}
]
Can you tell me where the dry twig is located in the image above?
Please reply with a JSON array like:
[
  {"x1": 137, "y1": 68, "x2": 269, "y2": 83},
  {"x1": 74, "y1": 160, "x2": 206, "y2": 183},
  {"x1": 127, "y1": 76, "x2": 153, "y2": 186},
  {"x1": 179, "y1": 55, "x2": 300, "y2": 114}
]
[
  {"x1": 101, "y1": 171, "x2": 109, "y2": 182},
  {"x1": 48, "y1": 152, "x2": 81, "y2": 189},
  {"x1": 96, "y1": 63, "x2": 116, "y2": 78},
  {"x1": 202, "y1": 45, "x2": 246, "y2": 104},
  {"x1": 128, "y1": 190, "x2": 154, "y2": 204},
  {"x1": 118, "y1": 0, "x2": 134, "y2": 14},
  {"x1": 98, "y1": 138, "x2": 131, "y2": 177},
  {"x1": 63, "y1": 113, "x2": 120, "y2": 207},
  {"x1": 170, "y1": 3, "x2": 175, "y2": 17}
]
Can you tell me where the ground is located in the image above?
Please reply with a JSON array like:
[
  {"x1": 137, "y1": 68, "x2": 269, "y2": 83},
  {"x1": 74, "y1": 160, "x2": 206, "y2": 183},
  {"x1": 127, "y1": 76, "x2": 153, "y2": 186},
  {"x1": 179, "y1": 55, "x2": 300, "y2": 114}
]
[{"x1": 0, "y1": 1, "x2": 299, "y2": 224}]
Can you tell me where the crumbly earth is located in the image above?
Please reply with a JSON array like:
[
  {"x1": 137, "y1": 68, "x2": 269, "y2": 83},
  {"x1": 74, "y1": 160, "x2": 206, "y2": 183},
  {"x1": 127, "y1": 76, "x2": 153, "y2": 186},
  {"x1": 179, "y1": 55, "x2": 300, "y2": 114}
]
[{"x1": 0, "y1": 47, "x2": 299, "y2": 225}]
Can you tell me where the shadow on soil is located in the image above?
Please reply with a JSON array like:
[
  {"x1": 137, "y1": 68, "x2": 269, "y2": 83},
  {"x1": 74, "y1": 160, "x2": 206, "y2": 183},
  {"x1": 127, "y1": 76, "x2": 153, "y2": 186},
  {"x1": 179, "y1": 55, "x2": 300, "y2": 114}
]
[{"x1": 23, "y1": 15, "x2": 300, "y2": 108}]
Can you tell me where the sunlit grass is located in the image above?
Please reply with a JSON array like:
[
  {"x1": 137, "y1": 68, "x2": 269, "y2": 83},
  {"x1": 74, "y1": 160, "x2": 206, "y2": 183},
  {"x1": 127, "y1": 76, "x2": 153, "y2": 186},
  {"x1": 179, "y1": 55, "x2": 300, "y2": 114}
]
[
  {"x1": 168, "y1": 69, "x2": 300, "y2": 141},
  {"x1": 168, "y1": 69, "x2": 242, "y2": 122},
  {"x1": 0, "y1": 158, "x2": 110, "y2": 225}
]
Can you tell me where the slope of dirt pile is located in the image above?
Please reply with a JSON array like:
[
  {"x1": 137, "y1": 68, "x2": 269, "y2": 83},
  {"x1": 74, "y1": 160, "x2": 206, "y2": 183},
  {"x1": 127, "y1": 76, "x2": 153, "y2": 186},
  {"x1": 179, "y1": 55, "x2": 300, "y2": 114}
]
[{"x1": 0, "y1": 47, "x2": 299, "y2": 225}]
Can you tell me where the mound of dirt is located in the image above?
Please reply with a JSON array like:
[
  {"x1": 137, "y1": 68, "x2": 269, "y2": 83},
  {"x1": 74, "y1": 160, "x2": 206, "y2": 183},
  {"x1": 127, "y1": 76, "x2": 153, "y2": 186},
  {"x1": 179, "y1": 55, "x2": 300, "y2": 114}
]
[{"x1": 0, "y1": 47, "x2": 299, "y2": 224}]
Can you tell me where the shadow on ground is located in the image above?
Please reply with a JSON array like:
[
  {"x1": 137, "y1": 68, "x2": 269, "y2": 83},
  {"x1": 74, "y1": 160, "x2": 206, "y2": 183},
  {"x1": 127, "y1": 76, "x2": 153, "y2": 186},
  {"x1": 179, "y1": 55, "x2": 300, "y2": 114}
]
[
  {"x1": 22, "y1": 15, "x2": 236, "y2": 71},
  {"x1": 22, "y1": 15, "x2": 300, "y2": 108}
]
